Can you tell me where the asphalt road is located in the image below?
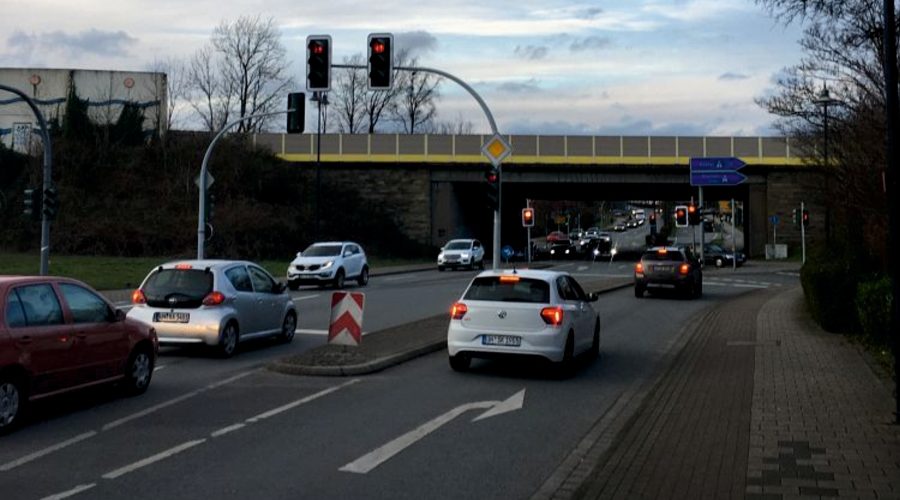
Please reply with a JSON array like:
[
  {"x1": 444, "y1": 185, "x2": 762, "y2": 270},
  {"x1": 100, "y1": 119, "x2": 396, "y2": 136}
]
[{"x1": 0, "y1": 263, "x2": 799, "y2": 500}]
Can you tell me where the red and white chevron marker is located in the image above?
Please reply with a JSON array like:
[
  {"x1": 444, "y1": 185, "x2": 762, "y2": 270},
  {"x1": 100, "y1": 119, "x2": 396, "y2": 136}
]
[{"x1": 328, "y1": 292, "x2": 365, "y2": 346}]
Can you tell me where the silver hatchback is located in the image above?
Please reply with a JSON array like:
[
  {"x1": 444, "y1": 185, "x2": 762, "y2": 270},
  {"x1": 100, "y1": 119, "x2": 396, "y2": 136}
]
[{"x1": 127, "y1": 260, "x2": 297, "y2": 357}]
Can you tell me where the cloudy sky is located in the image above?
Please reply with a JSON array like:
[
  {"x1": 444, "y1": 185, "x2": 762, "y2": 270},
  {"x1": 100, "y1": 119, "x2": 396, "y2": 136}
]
[{"x1": 0, "y1": 0, "x2": 805, "y2": 136}]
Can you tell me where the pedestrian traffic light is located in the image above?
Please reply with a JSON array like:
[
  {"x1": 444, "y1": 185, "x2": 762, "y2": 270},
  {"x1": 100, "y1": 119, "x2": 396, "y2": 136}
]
[
  {"x1": 522, "y1": 207, "x2": 534, "y2": 227},
  {"x1": 23, "y1": 188, "x2": 40, "y2": 220},
  {"x1": 485, "y1": 167, "x2": 500, "y2": 211},
  {"x1": 287, "y1": 92, "x2": 305, "y2": 133},
  {"x1": 367, "y1": 33, "x2": 393, "y2": 90},
  {"x1": 802, "y1": 209, "x2": 809, "y2": 228},
  {"x1": 42, "y1": 186, "x2": 59, "y2": 220},
  {"x1": 688, "y1": 203, "x2": 699, "y2": 226},
  {"x1": 306, "y1": 35, "x2": 331, "y2": 91},
  {"x1": 674, "y1": 205, "x2": 688, "y2": 227}
]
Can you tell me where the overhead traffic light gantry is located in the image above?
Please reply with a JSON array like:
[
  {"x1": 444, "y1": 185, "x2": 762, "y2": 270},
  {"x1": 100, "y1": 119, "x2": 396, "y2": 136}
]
[
  {"x1": 306, "y1": 35, "x2": 332, "y2": 91},
  {"x1": 367, "y1": 33, "x2": 393, "y2": 90}
]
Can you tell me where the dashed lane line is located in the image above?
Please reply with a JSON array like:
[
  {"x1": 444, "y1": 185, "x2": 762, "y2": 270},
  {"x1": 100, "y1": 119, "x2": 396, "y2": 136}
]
[
  {"x1": 39, "y1": 483, "x2": 97, "y2": 500},
  {"x1": 1, "y1": 432, "x2": 98, "y2": 472},
  {"x1": 101, "y1": 439, "x2": 207, "y2": 480}
]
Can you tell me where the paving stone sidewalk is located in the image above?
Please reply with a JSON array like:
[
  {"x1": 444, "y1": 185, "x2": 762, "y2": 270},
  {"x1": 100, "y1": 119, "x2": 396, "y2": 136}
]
[{"x1": 571, "y1": 286, "x2": 900, "y2": 499}]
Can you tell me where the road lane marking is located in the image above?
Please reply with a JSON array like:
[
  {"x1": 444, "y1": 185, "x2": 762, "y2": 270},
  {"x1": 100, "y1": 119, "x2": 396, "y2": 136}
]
[
  {"x1": 153, "y1": 365, "x2": 165, "y2": 372},
  {"x1": 40, "y1": 483, "x2": 97, "y2": 500},
  {"x1": 102, "y1": 370, "x2": 258, "y2": 431},
  {"x1": 295, "y1": 328, "x2": 329, "y2": 335},
  {"x1": 102, "y1": 439, "x2": 206, "y2": 479},
  {"x1": 383, "y1": 275, "x2": 415, "y2": 282},
  {"x1": 211, "y1": 423, "x2": 246, "y2": 438},
  {"x1": 0, "y1": 431, "x2": 97, "y2": 471},
  {"x1": 292, "y1": 294, "x2": 320, "y2": 302},
  {"x1": 341, "y1": 389, "x2": 524, "y2": 474},
  {"x1": 246, "y1": 378, "x2": 361, "y2": 423}
]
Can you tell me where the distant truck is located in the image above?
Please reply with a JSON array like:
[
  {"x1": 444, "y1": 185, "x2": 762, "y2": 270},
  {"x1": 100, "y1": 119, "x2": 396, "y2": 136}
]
[{"x1": 634, "y1": 209, "x2": 646, "y2": 220}]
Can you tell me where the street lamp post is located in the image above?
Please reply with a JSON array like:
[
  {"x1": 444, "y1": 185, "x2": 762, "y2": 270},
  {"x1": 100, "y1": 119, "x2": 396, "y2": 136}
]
[{"x1": 814, "y1": 84, "x2": 841, "y2": 243}]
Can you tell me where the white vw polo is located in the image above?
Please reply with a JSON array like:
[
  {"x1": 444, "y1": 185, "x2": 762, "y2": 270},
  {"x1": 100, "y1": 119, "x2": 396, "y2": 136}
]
[{"x1": 446, "y1": 269, "x2": 600, "y2": 371}]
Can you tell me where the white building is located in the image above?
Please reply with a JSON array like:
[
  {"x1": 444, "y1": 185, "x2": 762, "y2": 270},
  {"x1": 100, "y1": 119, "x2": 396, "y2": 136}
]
[{"x1": 0, "y1": 68, "x2": 167, "y2": 152}]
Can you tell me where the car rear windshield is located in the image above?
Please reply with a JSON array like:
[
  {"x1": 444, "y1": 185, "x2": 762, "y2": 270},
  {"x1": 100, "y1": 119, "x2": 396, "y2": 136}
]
[
  {"x1": 303, "y1": 244, "x2": 342, "y2": 257},
  {"x1": 444, "y1": 241, "x2": 471, "y2": 250},
  {"x1": 143, "y1": 269, "x2": 213, "y2": 308},
  {"x1": 642, "y1": 251, "x2": 686, "y2": 262},
  {"x1": 463, "y1": 277, "x2": 550, "y2": 304}
]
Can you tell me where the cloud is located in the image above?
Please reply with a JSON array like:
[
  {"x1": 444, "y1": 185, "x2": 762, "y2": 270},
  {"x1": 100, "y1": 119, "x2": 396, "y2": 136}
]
[
  {"x1": 394, "y1": 30, "x2": 438, "y2": 56},
  {"x1": 576, "y1": 7, "x2": 604, "y2": 20},
  {"x1": 7, "y1": 29, "x2": 137, "y2": 58},
  {"x1": 570, "y1": 36, "x2": 611, "y2": 52},
  {"x1": 719, "y1": 72, "x2": 750, "y2": 81},
  {"x1": 514, "y1": 45, "x2": 548, "y2": 60},
  {"x1": 496, "y1": 78, "x2": 541, "y2": 93}
]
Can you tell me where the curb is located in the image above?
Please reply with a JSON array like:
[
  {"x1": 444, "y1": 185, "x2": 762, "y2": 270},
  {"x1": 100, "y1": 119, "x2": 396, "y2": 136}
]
[{"x1": 267, "y1": 280, "x2": 633, "y2": 378}]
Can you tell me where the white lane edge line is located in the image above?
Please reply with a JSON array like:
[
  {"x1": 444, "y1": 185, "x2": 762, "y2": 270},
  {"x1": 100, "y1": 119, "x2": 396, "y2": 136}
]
[
  {"x1": 0, "y1": 431, "x2": 98, "y2": 471},
  {"x1": 383, "y1": 275, "x2": 413, "y2": 281},
  {"x1": 211, "y1": 423, "x2": 246, "y2": 438},
  {"x1": 40, "y1": 483, "x2": 97, "y2": 500},
  {"x1": 102, "y1": 439, "x2": 206, "y2": 480},
  {"x1": 295, "y1": 329, "x2": 329, "y2": 335},
  {"x1": 103, "y1": 369, "x2": 257, "y2": 431},
  {"x1": 153, "y1": 365, "x2": 165, "y2": 372},
  {"x1": 732, "y1": 283, "x2": 768, "y2": 289},
  {"x1": 292, "y1": 294, "x2": 320, "y2": 302},
  {"x1": 246, "y1": 378, "x2": 361, "y2": 423}
]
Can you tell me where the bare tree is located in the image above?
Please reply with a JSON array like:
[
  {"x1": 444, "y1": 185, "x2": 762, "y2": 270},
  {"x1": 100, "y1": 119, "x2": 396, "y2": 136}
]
[
  {"x1": 392, "y1": 54, "x2": 441, "y2": 134},
  {"x1": 210, "y1": 15, "x2": 294, "y2": 132},
  {"x1": 147, "y1": 57, "x2": 187, "y2": 132},
  {"x1": 187, "y1": 45, "x2": 232, "y2": 131},
  {"x1": 329, "y1": 54, "x2": 367, "y2": 133},
  {"x1": 433, "y1": 113, "x2": 475, "y2": 134}
]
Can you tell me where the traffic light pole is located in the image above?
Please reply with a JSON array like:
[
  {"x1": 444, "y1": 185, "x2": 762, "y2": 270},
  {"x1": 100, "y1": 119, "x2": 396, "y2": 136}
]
[
  {"x1": 800, "y1": 201, "x2": 806, "y2": 264},
  {"x1": 333, "y1": 63, "x2": 504, "y2": 269},
  {"x1": 197, "y1": 109, "x2": 292, "y2": 259},
  {"x1": 0, "y1": 84, "x2": 53, "y2": 275}
]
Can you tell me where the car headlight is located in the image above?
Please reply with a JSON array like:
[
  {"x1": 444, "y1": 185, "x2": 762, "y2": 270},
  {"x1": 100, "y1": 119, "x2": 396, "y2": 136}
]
[
  {"x1": 321, "y1": 261, "x2": 334, "y2": 270},
  {"x1": 438, "y1": 253, "x2": 444, "y2": 259},
  {"x1": 461, "y1": 252, "x2": 470, "y2": 259}
]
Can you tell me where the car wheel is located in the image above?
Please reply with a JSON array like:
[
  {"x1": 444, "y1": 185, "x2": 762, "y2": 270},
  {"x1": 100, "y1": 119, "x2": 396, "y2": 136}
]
[
  {"x1": 357, "y1": 266, "x2": 369, "y2": 286},
  {"x1": 333, "y1": 269, "x2": 345, "y2": 289},
  {"x1": 438, "y1": 266, "x2": 445, "y2": 272},
  {"x1": 591, "y1": 320, "x2": 601, "y2": 359},
  {"x1": 287, "y1": 282, "x2": 299, "y2": 291},
  {"x1": 279, "y1": 312, "x2": 296, "y2": 343},
  {"x1": 634, "y1": 285, "x2": 644, "y2": 298},
  {"x1": 218, "y1": 322, "x2": 239, "y2": 358},
  {"x1": 449, "y1": 354, "x2": 470, "y2": 372},
  {"x1": 555, "y1": 332, "x2": 576, "y2": 377},
  {"x1": 0, "y1": 376, "x2": 25, "y2": 434},
  {"x1": 715, "y1": 258, "x2": 724, "y2": 268},
  {"x1": 122, "y1": 347, "x2": 154, "y2": 395}
]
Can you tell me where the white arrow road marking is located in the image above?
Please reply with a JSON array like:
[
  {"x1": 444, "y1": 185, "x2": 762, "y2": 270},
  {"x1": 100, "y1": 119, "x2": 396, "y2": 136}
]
[{"x1": 340, "y1": 389, "x2": 525, "y2": 474}]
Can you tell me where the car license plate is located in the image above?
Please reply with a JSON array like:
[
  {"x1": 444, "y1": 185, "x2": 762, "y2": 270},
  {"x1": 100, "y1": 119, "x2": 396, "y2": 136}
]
[
  {"x1": 482, "y1": 335, "x2": 521, "y2": 347},
  {"x1": 154, "y1": 312, "x2": 190, "y2": 323},
  {"x1": 654, "y1": 265, "x2": 673, "y2": 272}
]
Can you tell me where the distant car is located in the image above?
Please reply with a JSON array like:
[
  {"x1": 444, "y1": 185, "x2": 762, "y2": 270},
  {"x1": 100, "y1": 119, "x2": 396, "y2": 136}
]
[
  {"x1": 627, "y1": 220, "x2": 638, "y2": 228},
  {"x1": 447, "y1": 269, "x2": 601, "y2": 371},
  {"x1": 703, "y1": 244, "x2": 746, "y2": 268},
  {"x1": 584, "y1": 227, "x2": 601, "y2": 239},
  {"x1": 634, "y1": 247, "x2": 703, "y2": 299},
  {"x1": 569, "y1": 229, "x2": 584, "y2": 241},
  {"x1": 287, "y1": 241, "x2": 369, "y2": 289},
  {"x1": 1, "y1": 276, "x2": 158, "y2": 432},
  {"x1": 546, "y1": 231, "x2": 569, "y2": 243},
  {"x1": 438, "y1": 239, "x2": 486, "y2": 271},
  {"x1": 129, "y1": 260, "x2": 297, "y2": 357},
  {"x1": 613, "y1": 223, "x2": 626, "y2": 232},
  {"x1": 549, "y1": 242, "x2": 576, "y2": 259}
]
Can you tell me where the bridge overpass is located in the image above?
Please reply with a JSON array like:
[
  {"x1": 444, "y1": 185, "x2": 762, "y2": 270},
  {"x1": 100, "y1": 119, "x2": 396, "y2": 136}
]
[{"x1": 254, "y1": 133, "x2": 822, "y2": 258}]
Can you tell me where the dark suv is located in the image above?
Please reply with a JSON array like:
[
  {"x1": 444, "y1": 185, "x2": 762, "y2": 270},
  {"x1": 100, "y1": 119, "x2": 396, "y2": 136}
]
[{"x1": 634, "y1": 246, "x2": 703, "y2": 299}]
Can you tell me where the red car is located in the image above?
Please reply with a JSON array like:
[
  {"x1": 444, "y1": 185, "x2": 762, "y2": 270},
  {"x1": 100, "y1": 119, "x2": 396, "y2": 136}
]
[
  {"x1": 0, "y1": 276, "x2": 158, "y2": 433},
  {"x1": 546, "y1": 231, "x2": 569, "y2": 243}
]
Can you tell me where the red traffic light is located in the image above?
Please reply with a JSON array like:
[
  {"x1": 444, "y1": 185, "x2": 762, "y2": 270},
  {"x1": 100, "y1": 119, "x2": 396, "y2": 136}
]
[
  {"x1": 676, "y1": 209, "x2": 685, "y2": 217},
  {"x1": 371, "y1": 40, "x2": 385, "y2": 54},
  {"x1": 486, "y1": 172, "x2": 499, "y2": 183},
  {"x1": 688, "y1": 205, "x2": 696, "y2": 213},
  {"x1": 309, "y1": 41, "x2": 325, "y2": 55}
]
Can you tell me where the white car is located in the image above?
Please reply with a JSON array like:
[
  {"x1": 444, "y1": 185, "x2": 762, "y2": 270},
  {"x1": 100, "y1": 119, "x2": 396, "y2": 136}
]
[
  {"x1": 447, "y1": 269, "x2": 600, "y2": 371},
  {"x1": 287, "y1": 241, "x2": 369, "y2": 290},
  {"x1": 437, "y1": 239, "x2": 486, "y2": 271}
]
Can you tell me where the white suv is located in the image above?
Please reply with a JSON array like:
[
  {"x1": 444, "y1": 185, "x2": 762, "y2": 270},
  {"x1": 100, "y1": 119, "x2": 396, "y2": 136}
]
[
  {"x1": 287, "y1": 242, "x2": 369, "y2": 290},
  {"x1": 438, "y1": 239, "x2": 486, "y2": 271}
]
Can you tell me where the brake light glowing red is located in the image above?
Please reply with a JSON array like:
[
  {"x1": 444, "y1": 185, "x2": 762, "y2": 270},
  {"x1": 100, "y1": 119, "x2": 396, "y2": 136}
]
[
  {"x1": 658, "y1": 248, "x2": 667, "y2": 255},
  {"x1": 131, "y1": 289, "x2": 146, "y2": 305},
  {"x1": 540, "y1": 306, "x2": 564, "y2": 326},
  {"x1": 450, "y1": 302, "x2": 468, "y2": 320},
  {"x1": 499, "y1": 275, "x2": 520, "y2": 283},
  {"x1": 635, "y1": 262, "x2": 644, "y2": 273},
  {"x1": 680, "y1": 263, "x2": 690, "y2": 275},
  {"x1": 175, "y1": 263, "x2": 192, "y2": 270},
  {"x1": 202, "y1": 291, "x2": 226, "y2": 306}
]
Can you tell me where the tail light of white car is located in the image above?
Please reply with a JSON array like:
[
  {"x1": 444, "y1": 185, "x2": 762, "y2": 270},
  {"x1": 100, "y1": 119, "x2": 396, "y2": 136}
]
[
  {"x1": 540, "y1": 306, "x2": 564, "y2": 326},
  {"x1": 450, "y1": 302, "x2": 468, "y2": 320},
  {"x1": 202, "y1": 291, "x2": 226, "y2": 306},
  {"x1": 131, "y1": 289, "x2": 147, "y2": 305}
]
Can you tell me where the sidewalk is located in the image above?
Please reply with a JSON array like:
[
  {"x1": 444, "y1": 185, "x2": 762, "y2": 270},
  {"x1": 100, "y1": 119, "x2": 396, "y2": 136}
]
[{"x1": 554, "y1": 285, "x2": 900, "y2": 499}]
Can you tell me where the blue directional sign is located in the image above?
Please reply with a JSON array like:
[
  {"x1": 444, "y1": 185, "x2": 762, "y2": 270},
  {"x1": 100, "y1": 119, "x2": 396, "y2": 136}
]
[
  {"x1": 689, "y1": 156, "x2": 747, "y2": 186},
  {"x1": 501, "y1": 245, "x2": 514, "y2": 260}
]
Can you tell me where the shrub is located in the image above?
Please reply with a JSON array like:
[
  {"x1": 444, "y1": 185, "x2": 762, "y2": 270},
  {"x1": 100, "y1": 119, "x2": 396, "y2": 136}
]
[
  {"x1": 855, "y1": 274, "x2": 892, "y2": 346},
  {"x1": 800, "y1": 251, "x2": 861, "y2": 333}
]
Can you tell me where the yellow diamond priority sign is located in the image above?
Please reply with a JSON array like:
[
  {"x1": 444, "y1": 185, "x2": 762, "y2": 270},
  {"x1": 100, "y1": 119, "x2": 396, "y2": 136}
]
[{"x1": 482, "y1": 134, "x2": 512, "y2": 167}]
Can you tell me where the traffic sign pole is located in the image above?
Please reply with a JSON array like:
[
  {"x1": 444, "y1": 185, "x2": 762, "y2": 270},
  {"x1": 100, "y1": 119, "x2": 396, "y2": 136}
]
[
  {"x1": 801, "y1": 201, "x2": 806, "y2": 264},
  {"x1": 699, "y1": 187, "x2": 705, "y2": 263}
]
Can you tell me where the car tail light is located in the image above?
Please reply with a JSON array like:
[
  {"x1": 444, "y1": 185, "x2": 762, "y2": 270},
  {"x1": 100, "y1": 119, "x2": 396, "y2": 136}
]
[
  {"x1": 131, "y1": 289, "x2": 146, "y2": 305},
  {"x1": 499, "y1": 275, "x2": 520, "y2": 283},
  {"x1": 175, "y1": 263, "x2": 192, "y2": 270},
  {"x1": 635, "y1": 262, "x2": 644, "y2": 274},
  {"x1": 679, "y1": 263, "x2": 690, "y2": 275},
  {"x1": 540, "y1": 306, "x2": 564, "y2": 326},
  {"x1": 450, "y1": 302, "x2": 468, "y2": 320},
  {"x1": 202, "y1": 291, "x2": 226, "y2": 306}
]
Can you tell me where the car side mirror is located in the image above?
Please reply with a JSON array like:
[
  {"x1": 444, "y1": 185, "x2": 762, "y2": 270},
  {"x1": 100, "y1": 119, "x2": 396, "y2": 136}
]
[
  {"x1": 114, "y1": 308, "x2": 127, "y2": 322},
  {"x1": 275, "y1": 282, "x2": 287, "y2": 294},
  {"x1": 296, "y1": 252, "x2": 303, "y2": 258},
  {"x1": 587, "y1": 292, "x2": 599, "y2": 302}
]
